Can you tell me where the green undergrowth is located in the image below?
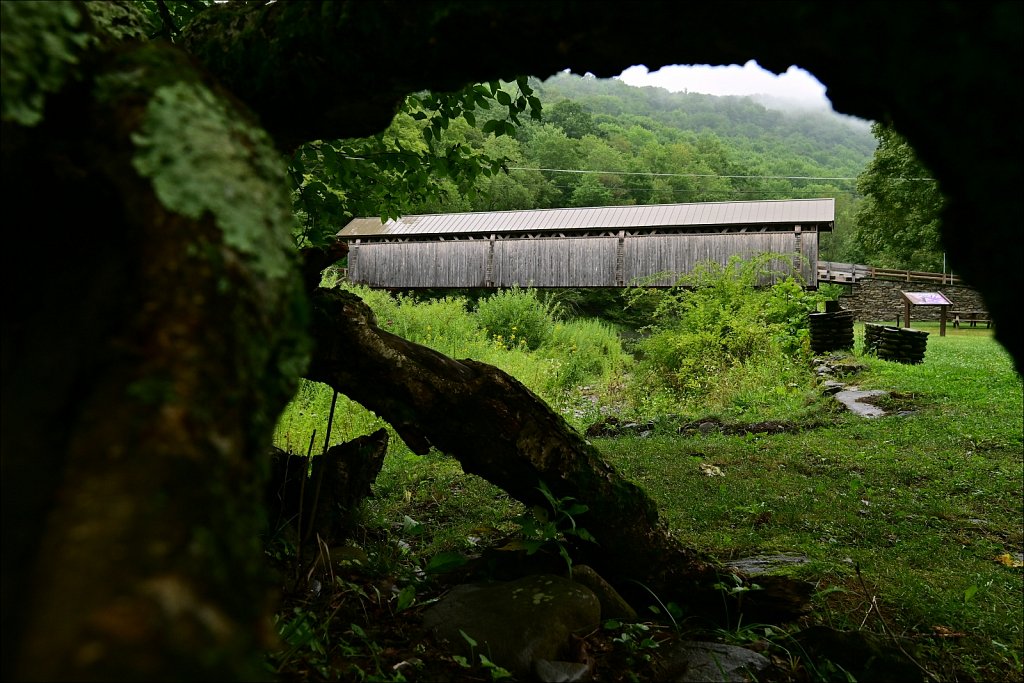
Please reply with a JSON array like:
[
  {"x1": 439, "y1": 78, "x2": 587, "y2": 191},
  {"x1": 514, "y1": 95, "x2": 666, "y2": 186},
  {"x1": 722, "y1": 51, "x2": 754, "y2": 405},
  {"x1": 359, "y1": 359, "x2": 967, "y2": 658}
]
[{"x1": 270, "y1": 278, "x2": 1022, "y2": 680}]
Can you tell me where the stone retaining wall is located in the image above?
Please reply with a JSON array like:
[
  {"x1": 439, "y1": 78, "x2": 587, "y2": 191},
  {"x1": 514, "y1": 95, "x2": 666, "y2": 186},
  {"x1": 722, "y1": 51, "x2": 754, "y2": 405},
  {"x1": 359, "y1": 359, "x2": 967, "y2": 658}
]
[{"x1": 837, "y1": 279, "x2": 988, "y2": 323}]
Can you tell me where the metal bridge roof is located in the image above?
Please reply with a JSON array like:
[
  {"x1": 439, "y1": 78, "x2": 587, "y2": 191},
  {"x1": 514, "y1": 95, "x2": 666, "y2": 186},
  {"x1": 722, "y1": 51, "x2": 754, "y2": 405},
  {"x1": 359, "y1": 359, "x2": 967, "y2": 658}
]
[{"x1": 339, "y1": 198, "x2": 834, "y2": 238}]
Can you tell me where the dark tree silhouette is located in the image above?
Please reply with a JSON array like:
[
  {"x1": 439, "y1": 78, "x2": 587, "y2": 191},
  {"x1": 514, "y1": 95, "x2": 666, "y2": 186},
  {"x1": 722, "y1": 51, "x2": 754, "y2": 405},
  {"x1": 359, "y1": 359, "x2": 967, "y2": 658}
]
[{"x1": 2, "y1": 1, "x2": 1020, "y2": 679}]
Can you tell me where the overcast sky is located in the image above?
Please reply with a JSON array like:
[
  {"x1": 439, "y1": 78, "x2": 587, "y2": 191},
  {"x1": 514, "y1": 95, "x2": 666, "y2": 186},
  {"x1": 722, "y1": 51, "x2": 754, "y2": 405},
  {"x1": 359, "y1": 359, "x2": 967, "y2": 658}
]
[{"x1": 615, "y1": 60, "x2": 832, "y2": 110}]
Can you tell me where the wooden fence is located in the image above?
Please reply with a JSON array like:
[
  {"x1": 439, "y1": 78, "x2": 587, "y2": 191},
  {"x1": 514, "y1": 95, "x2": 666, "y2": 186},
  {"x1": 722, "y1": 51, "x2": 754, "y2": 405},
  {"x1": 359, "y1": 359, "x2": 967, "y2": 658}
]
[{"x1": 817, "y1": 261, "x2": 962, "y2": 285}]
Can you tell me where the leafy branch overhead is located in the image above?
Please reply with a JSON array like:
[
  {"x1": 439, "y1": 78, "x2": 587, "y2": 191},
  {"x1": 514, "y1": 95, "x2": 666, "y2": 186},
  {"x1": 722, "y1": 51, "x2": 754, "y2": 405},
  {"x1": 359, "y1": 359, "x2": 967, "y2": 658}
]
[{"x1": 289, "y1": 77, "x2": 542, "y2": 247}]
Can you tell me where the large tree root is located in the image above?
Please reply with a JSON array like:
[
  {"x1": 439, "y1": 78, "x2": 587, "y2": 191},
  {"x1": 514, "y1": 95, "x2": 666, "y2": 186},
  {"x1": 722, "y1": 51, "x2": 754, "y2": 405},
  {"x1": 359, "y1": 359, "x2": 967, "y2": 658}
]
[{"x1": 304, "y1": 287, "x2": 783, "y2": 619}]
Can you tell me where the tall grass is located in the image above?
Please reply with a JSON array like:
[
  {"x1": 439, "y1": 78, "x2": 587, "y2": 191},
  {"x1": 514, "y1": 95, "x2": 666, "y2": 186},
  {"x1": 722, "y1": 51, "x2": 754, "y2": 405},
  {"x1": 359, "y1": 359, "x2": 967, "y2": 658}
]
[{"x1": 271, "y1": 284, "x2": 632, "y2": 540}]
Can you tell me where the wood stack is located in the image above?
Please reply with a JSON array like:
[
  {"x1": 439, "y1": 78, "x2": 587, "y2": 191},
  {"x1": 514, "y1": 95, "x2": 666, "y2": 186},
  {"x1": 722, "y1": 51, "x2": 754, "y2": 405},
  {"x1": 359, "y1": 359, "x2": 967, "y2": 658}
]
[
  {"x1": 863, "y1": 324, "x2": 928, "y2": 364},
  {"x1": 808, "y1": 310, "x2": 855, "y2": 353},
  {"x1": 863, "y1": 323, "x2": 887, "y2": 355}
]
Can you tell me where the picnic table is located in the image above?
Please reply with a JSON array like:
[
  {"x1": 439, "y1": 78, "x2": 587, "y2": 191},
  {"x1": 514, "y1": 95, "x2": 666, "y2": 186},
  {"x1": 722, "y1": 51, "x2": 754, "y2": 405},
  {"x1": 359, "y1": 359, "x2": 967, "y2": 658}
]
[{"x1": 949, "y1": 310, "x2": 993, "y2": 328}]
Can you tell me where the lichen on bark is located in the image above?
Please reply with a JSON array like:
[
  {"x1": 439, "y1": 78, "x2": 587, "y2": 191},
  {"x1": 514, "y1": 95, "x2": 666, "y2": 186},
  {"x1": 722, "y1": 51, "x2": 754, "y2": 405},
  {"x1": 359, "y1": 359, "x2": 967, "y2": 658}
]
[{"x1": 130, "y1": 80, "x2": 297, "y2": 281}]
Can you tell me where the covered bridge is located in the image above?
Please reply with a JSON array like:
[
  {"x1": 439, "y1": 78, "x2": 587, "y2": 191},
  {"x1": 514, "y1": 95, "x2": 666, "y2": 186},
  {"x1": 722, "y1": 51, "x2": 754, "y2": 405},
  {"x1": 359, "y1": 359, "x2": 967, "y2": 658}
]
[{"x1": 338, "y1": 198, "x2": 834, "y2": 288}]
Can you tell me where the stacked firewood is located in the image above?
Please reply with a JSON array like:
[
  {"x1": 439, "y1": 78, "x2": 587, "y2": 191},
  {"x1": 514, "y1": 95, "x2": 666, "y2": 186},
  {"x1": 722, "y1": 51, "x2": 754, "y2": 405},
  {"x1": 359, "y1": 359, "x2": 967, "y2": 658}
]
[
  {"x1": 808, "y1": 310, "x2": 855, "y2": 353},
  {"x1": 863, "y1": 324, "x2": 928, "y2": 364}
]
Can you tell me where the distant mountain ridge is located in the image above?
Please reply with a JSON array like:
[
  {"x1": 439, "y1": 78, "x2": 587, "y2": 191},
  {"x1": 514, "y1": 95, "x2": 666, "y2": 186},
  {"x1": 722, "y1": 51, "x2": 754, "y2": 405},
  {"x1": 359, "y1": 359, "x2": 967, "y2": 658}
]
[{"x1": 536, "y1": 72, "x2": 877, "y2": 178}]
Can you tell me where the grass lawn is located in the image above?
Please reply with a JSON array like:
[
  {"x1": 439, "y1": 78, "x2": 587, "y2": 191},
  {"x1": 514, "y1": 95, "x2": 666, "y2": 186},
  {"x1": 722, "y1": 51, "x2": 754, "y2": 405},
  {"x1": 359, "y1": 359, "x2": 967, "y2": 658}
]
[{"x1": 595, "y1": 323, "x2": 1023, "y2": 680}]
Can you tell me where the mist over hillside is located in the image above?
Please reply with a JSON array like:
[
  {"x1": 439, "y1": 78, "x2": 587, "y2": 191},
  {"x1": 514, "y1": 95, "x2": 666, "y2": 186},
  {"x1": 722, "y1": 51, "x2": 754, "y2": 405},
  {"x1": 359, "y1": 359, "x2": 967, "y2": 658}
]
[{"x1": 536, "y1": 72, "x2": 878, "y2": 175}]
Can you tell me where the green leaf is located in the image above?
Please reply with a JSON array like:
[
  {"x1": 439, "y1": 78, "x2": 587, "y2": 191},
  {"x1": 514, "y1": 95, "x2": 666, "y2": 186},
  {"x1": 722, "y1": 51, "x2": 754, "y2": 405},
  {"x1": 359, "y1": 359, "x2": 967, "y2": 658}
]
[
  {"x1": 402, "y1": 514, "x2": 424, "y2": 535},
  {"x1": 531, "y1": 504, "x2": 550, "y2": 523},
  {"x1": 495, "y1": 90, "x2": 512, "y2": 106},
  {"x1": 523, "y1": 539, "x2": 545, "y2": 555},
  {"x1": 459, "y1": 629, "x2": 478, "y2": 648},
  {"x1": 463, "y1": 110, "x2": 476, "y2": 127},
  {"x1": 396, "y1": 584, "x2": 416, "y2": 612},
  {"x1": 565, "y1": 503, "x2": 589, "y2": 516},
  {"x1": 575, "y1": 528, "x2": 598, "y2": 543},
  {"x1": 425, "y1": 551, "x2": 468, "y2": 574}
]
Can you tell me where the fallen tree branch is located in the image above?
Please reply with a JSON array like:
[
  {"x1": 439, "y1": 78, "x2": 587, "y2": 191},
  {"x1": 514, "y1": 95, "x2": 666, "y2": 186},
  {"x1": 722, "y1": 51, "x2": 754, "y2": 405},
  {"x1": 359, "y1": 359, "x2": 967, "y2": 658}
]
[{"x1": 304, "y1": 286, "x2": 728, "y2": 609}]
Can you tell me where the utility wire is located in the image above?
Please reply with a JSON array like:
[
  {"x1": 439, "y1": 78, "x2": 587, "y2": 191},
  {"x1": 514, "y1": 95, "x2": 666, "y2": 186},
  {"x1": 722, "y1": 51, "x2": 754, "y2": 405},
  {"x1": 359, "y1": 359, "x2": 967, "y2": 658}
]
[
  {"x1": 543, "y1": 184, "x2": 864, "y2": 198},
  {"x1": 507, "y1": 166, "x2": 861, "y2": 180},
  {"x1": 334, "y1": 154, "x2": 933, "y2": 182},
  {"x1": 507, "y1": 166, "x2": 936, "y2": 182}
]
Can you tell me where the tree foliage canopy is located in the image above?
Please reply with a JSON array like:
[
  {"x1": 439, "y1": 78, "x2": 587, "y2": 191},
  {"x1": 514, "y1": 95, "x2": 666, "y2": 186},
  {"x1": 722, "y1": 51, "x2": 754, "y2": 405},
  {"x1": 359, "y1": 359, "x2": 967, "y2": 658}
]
[{"x1": 855, "y1": 123, "x2": 946, "y2": 270}]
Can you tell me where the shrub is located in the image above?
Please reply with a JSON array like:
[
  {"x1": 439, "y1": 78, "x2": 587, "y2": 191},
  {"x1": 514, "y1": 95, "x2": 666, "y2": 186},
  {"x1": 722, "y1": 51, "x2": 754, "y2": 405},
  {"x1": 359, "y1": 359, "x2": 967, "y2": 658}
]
[
  {"x1": 541, "y1": 318, "x2": 628, "y2": 394},
  {"x1": 474, "y1": 286, "x2": 560, "y2": 351},
  {"x1": 343, "y1": 284, "x2": 482, "y2": 357},
  {"x1": 629, "y1": 254, "x2": 827, "y2": 407}
]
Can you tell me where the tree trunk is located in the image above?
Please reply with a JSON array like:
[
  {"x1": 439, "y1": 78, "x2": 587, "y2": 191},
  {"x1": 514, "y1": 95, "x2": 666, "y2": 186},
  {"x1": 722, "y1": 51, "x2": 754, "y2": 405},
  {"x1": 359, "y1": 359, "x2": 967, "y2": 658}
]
[
  {"x1": 1, "y1": 40, "x2": 308, "y2": 680},
  {"x1": 266, "y1": 428, "x2": 389, "y2": 548},
  {"x1": 304, "y1": 287, "x2": 726, "y2": 607}
]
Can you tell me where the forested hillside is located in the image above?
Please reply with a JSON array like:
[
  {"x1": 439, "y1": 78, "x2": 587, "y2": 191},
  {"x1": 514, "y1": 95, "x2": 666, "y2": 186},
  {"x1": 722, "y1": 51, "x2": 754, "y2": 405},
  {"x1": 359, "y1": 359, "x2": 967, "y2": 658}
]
[
  {"x1": 380, "y1": 72, "x2": 877, "y2": 263},
  {"x1": 540, "y1": 72, "x2": 876, "y2": 179}
]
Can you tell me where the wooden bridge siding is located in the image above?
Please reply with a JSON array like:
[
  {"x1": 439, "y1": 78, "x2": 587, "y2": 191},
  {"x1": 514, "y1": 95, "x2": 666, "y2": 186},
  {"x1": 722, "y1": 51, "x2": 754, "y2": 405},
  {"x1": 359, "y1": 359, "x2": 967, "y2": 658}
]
[
  {"x1": 350, "y1": 231, "x2": 817, "y2": 288},
  {"x1": 622, "y1": 233, "x2": 806, "y2": 286},
  {"x1": 492, "y1": 238, "x2": 617, "y2": 287},
  {"x1": 351, "y1": 241, "x2": 489, "y2": 287},
  {"x1": 801, "y1": 231, "x2": 818, "y2": 284}
]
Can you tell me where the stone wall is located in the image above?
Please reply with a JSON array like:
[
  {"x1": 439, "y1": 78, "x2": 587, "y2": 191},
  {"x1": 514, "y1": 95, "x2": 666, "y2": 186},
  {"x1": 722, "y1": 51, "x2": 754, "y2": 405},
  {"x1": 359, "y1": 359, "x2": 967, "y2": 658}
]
[{"x1": 837, "y1": 278, "x2": 988, "y2": 323}]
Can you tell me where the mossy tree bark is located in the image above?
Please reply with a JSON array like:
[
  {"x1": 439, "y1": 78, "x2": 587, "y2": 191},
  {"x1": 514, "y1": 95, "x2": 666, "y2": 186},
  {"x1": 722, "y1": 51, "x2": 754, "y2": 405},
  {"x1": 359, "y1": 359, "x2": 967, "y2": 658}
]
[{"x1": 1, "y1": 39, "x2": 308, "y2": 681}]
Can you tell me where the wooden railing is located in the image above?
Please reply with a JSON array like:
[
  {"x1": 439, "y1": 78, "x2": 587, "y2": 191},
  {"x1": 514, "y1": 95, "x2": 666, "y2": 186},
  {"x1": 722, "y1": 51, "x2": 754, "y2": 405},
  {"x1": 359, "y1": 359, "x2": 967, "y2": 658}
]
[
  {"x1": 816, "y1": 261, "x2": 871, "y2": 283},
  {"x1": 817, "y1": 261, "x2": 962, "y2": 285},
  {"x1": 868, "y1": 266, "x2": 961, "y2": 284}
]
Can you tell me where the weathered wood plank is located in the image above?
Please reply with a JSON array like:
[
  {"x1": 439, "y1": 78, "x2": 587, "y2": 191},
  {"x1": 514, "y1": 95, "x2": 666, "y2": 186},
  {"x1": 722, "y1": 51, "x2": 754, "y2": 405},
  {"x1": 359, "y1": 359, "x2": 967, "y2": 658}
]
[{"x1": 350, "y1": 233, "x2": 817, "y2": 288}]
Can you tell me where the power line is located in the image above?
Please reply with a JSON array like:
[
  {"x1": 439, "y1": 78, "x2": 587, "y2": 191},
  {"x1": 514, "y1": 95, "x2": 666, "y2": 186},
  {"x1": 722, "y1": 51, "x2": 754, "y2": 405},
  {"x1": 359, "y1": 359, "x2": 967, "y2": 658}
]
[
  {"x1": 335, "y1": 156, "x2": 932, "y2": 183},
  {"x1": 507, "y1": 166, "x2": 863, "y2": 181},
  {"x1": 509, "y1": 166, "x2": 937, "y2": 182},
  {"x1": 543, "y1": 183, "x2": 864, "y2": 198}
]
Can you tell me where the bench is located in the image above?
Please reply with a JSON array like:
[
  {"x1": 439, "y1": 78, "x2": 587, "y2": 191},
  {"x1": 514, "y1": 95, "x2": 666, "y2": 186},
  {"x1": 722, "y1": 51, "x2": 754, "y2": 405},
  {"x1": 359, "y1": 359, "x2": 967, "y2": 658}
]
[{"x1": 949, "y1": 310, "x2": 993, "y2": 328}]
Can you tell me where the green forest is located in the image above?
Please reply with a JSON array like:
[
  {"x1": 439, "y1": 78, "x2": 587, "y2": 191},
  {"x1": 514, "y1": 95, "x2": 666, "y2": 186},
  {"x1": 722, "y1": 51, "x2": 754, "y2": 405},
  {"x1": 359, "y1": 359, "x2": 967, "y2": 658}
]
[{"x1": 293, "y1": 71, "x2": 945, "y2": 272}]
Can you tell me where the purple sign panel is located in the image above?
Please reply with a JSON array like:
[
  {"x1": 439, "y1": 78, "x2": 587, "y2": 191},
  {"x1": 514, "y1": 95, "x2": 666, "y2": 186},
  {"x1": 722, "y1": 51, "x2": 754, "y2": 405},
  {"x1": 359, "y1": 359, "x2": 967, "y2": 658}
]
[{"x1": 902, "y1": 291, "x2": 953, "y2": 306}]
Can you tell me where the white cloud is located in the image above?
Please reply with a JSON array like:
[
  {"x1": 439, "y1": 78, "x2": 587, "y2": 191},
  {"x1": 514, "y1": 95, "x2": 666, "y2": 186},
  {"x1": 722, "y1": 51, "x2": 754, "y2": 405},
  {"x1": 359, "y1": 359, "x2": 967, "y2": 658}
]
[{"x1": 616, "y1": 60, "x2": 831, "y2": 110}]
